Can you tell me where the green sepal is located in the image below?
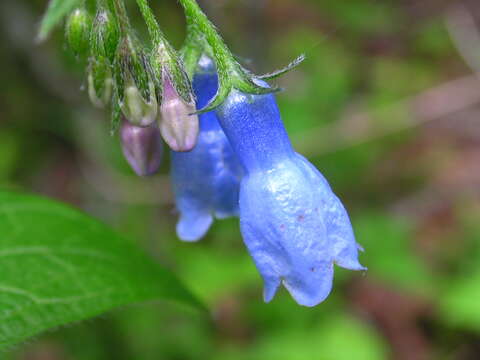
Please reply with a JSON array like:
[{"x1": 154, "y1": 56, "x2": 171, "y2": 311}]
[
  {"x1": 258, "y1": 54, "x2": 306, "y2": 80},
  {"x1": 234, "y1": 78, "x2": 280, "y2": 95},
  {"x1": 110, "y1": 93, "x2": 122, "y2": 135},
  {"x1": 115, "y1": 36, "x2": 154, "y2": 103},
  {"x1": 91, "y1": 7, "x2": 120, "y2": 64},
  {"x1": 151, "y1": 40, "x2": 195, "y2": 105},
  {"x1": 193, "y1": 80, "x2": 231, "y2": 114},
  {"x1": 88, "y1": 55, "x2": 113, "y2": 108},
  {"x1": 194, "y1": 61, "x2": 278, "y2": 113},
  {"x1": 177, "y1": 0, "x2": 304, "y2": 111}
]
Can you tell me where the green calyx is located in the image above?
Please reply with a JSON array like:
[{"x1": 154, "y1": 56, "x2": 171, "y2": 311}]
[
  {"x1": 114, "y1": 35, "x2": 155, "y2": 105},
  {"x1": 90, "y1": 6, "x2": 120, "y2": 63},
  {"x1": 88, "y1": 55, "x2": 113, "y2": 108},
  {"x1": 178, "y1": 0, "x2": 304, "y2": 113},
  {"x1": 135, "y1": 0, "x2": 194, "y2": 106},
  {"x1": 151, "y1": 41, "x2": 194, "y2": 105},
  {"x1": 40, "y1": 0, "x2": 304, "y2": 125}
]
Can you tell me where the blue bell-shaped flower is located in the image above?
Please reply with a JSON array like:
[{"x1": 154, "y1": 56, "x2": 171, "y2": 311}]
[
  {"x1": 171, "y1": 56, "x2": 243, "y2": 242},
  {"x1": 215, "y1": 85, "x2": 365, "y2": 307}
]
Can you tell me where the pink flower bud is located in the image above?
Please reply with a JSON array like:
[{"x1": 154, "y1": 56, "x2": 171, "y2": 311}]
[
  {"x1": 159, "y1": 75, "x2": 199, "y2": 152},
  {"x1": 120, "y1": 121, "x2": 163, "y2": 176}
]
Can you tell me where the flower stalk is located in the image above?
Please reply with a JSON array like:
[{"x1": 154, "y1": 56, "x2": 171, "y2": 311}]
[{"x1": 178, "y1": 0, "x2": 305, "y2": 112}]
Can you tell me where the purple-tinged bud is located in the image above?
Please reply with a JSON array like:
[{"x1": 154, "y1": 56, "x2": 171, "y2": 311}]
[
  {"x1": 120, "y1": 121, "x2": 163, "y2": 176},
  {"x1": 158, "y1": 74, "x2": 199, "y2": 152},
  {"x1": 120, "y1": 80, "x2": 158, "y2": 127}
]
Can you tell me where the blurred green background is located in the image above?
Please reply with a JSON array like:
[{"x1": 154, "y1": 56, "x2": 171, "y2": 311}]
[{"x1": 2, "y1": 0, "x2": 480, "y2": 359}]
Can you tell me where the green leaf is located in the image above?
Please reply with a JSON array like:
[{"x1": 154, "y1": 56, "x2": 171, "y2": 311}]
[
  {"x1": 37, "y1": 0, "x2": 81, "y2": 42},
  {"x1": 0, "y1": 191, "x2": 202, "y2": 350}
]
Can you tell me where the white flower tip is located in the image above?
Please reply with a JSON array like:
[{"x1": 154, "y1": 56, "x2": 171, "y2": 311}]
[
  {"x1": 88, "y1": 73, "x2": 112, "y2": 109},
  {"x1": 176, "y1": 212, "x2": 213, "y2": 242},
  {"x1": 121, "y1": 84, "x2": 158, "y2": 127}
]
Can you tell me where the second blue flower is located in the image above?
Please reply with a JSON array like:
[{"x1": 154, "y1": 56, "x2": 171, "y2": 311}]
[{"x1": 170, "y1": 57, "x2": 243, "y2": 242}]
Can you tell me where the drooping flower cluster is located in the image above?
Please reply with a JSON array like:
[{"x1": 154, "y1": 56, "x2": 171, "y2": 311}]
[{"x1": 46, "y1": 0, "x2": 365, "y2": 306}]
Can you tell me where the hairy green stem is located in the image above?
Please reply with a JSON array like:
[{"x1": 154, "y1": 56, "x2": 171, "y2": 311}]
[
  {"x1": 177, "y1": 0, "x2": 232, "y2": 73},
  {"x1": 176, "y1": 0, "x2": 286, "y2": 112},
  {"x1": 135, "y1": 0, "x2": 165, "y2": 45}
]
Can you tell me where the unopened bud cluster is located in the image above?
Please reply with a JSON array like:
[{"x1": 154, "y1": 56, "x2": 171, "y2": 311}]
[{"x1": 64, "y1": 3, "x2": 199, "y2": 162}]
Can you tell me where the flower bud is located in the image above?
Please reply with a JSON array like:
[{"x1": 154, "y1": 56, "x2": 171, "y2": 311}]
[
  {"x1": 120, "y1": 80, "x2": 158, "y2": 127},
  {"x1": 65, "y1": 8, "x2": 92, "y2": 57},
  {"x1": 159, "y1": 75, "x2": 199, "y2": 152},
  {"x1": 88, "y1": 57, "x2": 113, "y2": 108},
  {"x1": 115, "y1": 37, "x2": 158, "y2": 127},
  {"x1": 120, "y1": 121, "x2": 163, "y2": 176},
  {"x1": 91, "y1": 8, "x2": 119, "y2": 62}
]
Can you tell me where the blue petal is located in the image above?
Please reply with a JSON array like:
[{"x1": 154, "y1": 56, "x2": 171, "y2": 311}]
[
  {"x1": 294, "y1": 154, "x2": 366, "y2": 271},
  {"x1": 177, "y1": 209, "x2": 213, "y2": 242},
  {"x1": 239, "y1": 159, "x2": 337, "y2": 306},
  {"x1": 216, "y1": 89, "x2": 365, "y2": 306},
  {"x1": 215, "y1": 89, "x2": 294, "y2": 173}
]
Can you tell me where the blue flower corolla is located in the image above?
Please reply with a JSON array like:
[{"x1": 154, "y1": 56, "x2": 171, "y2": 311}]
[
  {"x1": 215, "y1": 86, "x2": 365, "y2": 307},
  {"x1": 170, "y1": 58, "x2": 243, "y2": 242}
]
